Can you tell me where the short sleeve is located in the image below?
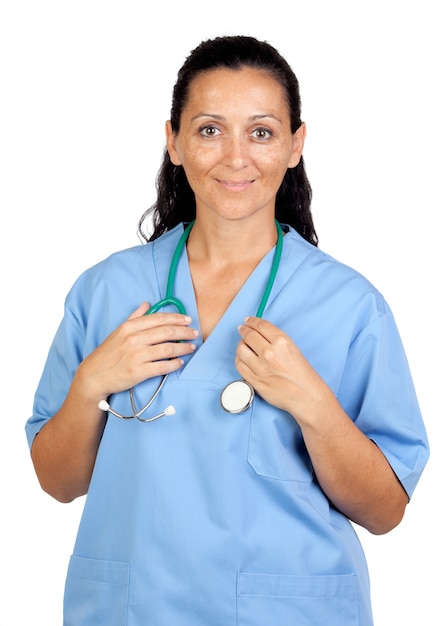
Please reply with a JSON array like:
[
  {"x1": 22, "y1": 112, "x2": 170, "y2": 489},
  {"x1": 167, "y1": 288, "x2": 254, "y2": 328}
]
[{"x1": 336, "y1": 311, "x2": 429, "y2": 498}]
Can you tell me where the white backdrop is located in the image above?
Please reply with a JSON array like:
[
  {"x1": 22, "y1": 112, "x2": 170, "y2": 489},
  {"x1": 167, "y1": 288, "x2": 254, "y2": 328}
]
[{"x1": 1, "y1": 1, "x2": 446, "y2": 624}]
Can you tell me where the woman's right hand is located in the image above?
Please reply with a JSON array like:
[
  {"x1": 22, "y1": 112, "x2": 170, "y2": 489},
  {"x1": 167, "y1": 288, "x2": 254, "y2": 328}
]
[
  {"x1": 30, "y1": 303, "x2": 198, "y2": 502},
  {"x1": 80, "y1": 302, "x2": 199, "y2": 406}
]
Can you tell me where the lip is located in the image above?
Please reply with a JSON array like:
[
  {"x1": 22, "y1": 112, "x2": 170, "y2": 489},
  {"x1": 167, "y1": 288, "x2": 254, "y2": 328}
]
[{"x1": 216, "y1": 179, "x2": 255, "y2": 191}]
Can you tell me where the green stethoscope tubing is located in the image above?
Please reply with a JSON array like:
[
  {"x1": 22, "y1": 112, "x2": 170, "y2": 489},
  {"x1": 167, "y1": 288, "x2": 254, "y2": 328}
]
[
  {"x1": 254, "y1": 219, "x2": 283, "y2": 318},
  {"x1": 147, "y1": 218, "x2": 283, "y2": 318},
  {"x1": 103, "y1": 219, "x2": 283, "y2": 420}
]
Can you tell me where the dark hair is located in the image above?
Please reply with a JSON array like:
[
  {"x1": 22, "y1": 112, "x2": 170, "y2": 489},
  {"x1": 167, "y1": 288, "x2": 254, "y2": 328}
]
[{"x1": 138, "y1": 35, "x2": 318, "y2": 246}]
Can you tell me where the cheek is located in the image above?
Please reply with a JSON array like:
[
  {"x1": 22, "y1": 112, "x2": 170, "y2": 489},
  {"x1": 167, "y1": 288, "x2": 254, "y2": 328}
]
[
  {"x1": 181, "y1": 147, "x2": 219, "y2": 179},
  {"x1": 260, "y1": 153, "x2": 292, "y2": 185},
  {"x1": 257, "y1": 140, "x2": 294, "y2": 169}
]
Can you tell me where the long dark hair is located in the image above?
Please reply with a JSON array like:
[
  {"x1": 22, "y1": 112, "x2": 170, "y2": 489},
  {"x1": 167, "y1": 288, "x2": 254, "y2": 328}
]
[{"x1": 138, "y1": 35, "x2": 318, "y2": 246}]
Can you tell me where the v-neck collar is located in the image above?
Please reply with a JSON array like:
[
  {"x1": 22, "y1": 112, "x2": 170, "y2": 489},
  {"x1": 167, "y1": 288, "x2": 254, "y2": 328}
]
[{"x1": 152, "y1": 223, "x2": 313, "y2": 384}]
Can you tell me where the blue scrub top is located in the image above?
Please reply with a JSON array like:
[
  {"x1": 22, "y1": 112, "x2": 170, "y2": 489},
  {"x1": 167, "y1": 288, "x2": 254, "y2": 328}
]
[{"x1": 26, "y1": 224, "x2": 429, "y2": 626}]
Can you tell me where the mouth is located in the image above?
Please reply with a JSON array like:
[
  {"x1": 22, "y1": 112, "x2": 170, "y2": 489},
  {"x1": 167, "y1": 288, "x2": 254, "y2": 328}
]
[{"x1": 216, "y1": 179, "x2": 255, "y2": 191}]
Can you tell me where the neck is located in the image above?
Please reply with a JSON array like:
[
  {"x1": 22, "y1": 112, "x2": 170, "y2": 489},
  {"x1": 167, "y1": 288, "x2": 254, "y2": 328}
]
[
  {"x1": 186, "y1": 215, "x2": 279, "y2": 267},
  {"x1": 184, "y1": 216, "x2": 282, "y2": 341}
]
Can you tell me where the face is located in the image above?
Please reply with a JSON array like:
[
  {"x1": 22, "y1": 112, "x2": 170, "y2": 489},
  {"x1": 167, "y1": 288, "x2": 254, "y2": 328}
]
[{"x1": 166, "y1": 67, "x2": 306, "y2": 223}]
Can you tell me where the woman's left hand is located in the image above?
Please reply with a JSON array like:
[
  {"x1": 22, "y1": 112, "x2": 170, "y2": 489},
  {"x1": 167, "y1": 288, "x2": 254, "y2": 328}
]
[
  {"x1": 235, "y1": 316, "x2": 330, "y2": 420},
  {"x1": 235, "y1": 316, "x2": 409, "y2": 535}
]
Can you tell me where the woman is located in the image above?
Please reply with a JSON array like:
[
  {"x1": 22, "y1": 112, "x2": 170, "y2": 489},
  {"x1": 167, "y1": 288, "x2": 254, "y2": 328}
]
[{"x1": 26, "y1": 35, "x2": 429, "y2": 625}]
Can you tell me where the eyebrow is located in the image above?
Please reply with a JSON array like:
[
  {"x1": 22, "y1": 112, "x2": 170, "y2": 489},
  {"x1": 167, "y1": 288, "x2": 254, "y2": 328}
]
[{"x1": 190, "y1": 113, "x2": 283, "y2": 123}]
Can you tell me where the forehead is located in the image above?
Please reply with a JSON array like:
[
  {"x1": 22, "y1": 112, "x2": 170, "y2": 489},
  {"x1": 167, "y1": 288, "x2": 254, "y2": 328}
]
[{"x1": 183, "y1": 66, "x2": 288, "y2": 113}]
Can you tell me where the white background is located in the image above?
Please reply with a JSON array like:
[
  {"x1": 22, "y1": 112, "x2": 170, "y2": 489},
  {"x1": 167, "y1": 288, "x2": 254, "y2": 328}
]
[{"x1": 1, "y1": 1, "x2": 446, "y2": 624}]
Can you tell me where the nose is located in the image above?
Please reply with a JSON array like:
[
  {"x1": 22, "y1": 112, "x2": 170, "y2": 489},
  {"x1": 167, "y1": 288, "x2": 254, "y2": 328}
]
[{"x1": 223, "y1": 134, "x2": 250, "y2": 169}]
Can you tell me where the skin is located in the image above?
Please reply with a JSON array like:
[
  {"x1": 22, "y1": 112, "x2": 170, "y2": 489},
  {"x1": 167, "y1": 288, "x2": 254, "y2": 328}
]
[
  {"x1": 165, "y1": 67, "x2": 304, "y2": 340},
  {"x1": 31, "y1": 67, "x2": 408, "y2": 534}
]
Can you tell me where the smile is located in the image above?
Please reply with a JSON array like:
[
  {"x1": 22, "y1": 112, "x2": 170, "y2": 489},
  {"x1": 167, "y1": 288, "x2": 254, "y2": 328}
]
[{"x1": 217, "y1": 179, "x2": 255, "y2": 190}]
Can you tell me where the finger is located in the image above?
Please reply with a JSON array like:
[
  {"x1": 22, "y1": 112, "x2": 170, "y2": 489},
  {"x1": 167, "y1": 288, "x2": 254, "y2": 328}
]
[
  {"x1": 235, "y1": 347, "x2": 257, "y2": 382},
  {"x1": 144, "y1": 310, "x2": 194, "y2": 329},
  {"x1": 137, "y1": 321, "x2": 199, "y2": 348},
  {"x1": 127, "y1": 303, "x2": 194, "y2": 329},
  {"x1": 237, "y1": 320, "x2": 272, "y2": 357},
  {"x1": 123, "y1": 309, "x2": 196, "y2": 341},
  {"x1": 241, "y1": 316, "x2": 278, "y2": 341},
  {"x1": 128, "y1": 302, "x2": 151, "y2": 320},
  {"x1": 142, "y1": 340, "x2": 197, "y2": 367}
]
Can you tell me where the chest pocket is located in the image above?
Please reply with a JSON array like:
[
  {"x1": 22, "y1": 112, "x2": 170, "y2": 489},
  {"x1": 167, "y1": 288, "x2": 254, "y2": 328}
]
[{"x1": 247, "y1": 401, "x2": 314, "y2": 483}]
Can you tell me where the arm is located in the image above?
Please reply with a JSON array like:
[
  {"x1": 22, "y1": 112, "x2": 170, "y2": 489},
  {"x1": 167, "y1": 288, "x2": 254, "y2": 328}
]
[
  {"x1": 236, "y1": 316, "x2": 409, "y2": 535},
  {"x1": 31, "y1": 303, "x2": 198, "y2": 503}
]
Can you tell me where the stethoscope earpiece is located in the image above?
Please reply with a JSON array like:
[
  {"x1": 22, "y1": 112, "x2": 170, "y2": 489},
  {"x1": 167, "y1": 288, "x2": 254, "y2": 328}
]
[
  {"x1": 136, "y1": 404, "x2": 176, "y2": 422},
  {"x1": 98, "y1": 398, "x2": 176, "y2": 422}
]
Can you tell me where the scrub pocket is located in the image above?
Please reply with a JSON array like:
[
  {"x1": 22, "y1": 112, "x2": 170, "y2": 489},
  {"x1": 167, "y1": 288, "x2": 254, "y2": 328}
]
[
  {"x1": 63, "y1": 555, "x2": 129, "y2": 626},
  {"x1": 237, "y1": 572, "x2": 359, "y2": 626},
  {"x1": 247, "y1": 403, "x2": 314, "y2": 482}
]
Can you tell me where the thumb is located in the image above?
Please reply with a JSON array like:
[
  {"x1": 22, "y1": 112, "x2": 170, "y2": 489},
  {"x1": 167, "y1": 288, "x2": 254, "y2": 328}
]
[{"x1": 128, "y1": 302, "x2": 151, "y2": 320}]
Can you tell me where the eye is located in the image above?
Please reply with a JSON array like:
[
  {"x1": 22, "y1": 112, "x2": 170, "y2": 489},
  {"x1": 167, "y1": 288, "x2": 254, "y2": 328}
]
[
  {"x1": 199, "y1": 125, "x2": 222, "y2": 138},
  {"x1": 251, "y1": 127, "x2": 273, "y2": 140}
]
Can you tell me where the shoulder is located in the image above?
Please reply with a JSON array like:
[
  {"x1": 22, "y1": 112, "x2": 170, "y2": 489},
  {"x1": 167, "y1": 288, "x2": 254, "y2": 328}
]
[
  {"x1": 283, "y1": 225, "x2": 390, "y2": 318},
  {"x1": 64, "y1": 225, "x2": 185, "y2": 317},
  {"x1": 71, "y1": 225, "x2": 184, "y2": 289}
]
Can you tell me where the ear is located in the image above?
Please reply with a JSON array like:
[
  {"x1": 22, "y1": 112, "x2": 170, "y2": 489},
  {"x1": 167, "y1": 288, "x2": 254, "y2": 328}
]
[
  {"x1": 288, "y1": 122, "x2": 306, "y2": 168},
  {"x1": 165, "y1": 120, "x2": 182, "y2": 166}
]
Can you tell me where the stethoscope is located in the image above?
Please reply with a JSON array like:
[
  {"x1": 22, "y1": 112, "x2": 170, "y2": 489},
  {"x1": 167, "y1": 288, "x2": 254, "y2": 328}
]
[{"x1": 98, "y1": 219, "x2": 283, "y2": 422}]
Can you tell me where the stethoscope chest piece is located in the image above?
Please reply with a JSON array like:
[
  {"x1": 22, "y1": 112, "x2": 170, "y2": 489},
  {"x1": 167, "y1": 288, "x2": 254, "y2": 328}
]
[{"x1": 220, "y1": 379, "x2": 254, "y2": 414}]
